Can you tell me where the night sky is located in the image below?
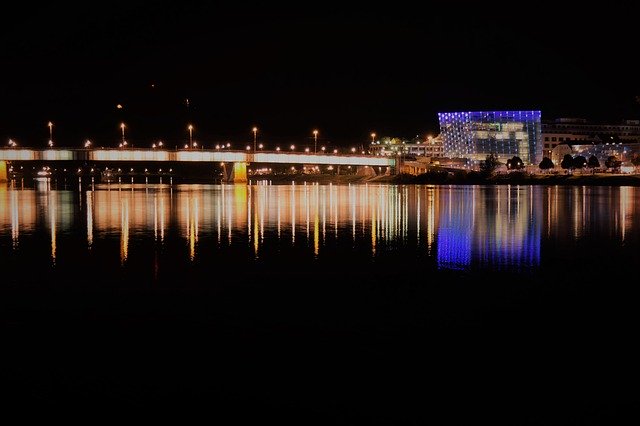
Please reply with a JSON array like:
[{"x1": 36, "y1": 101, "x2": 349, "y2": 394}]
[{"x1": 2, "y1": 3, "x2": 639, "y2": 148}]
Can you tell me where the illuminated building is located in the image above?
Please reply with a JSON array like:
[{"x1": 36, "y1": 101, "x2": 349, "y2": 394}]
[
  {"x1": 369, "y1": 135, "x2": 444, "y2": 158},
  {"x1": 438, "y1": 111, "x2": 542, "y2": 165},
  {"x1": 542, "y1": 117, "x2": 640, "y2": 161}
]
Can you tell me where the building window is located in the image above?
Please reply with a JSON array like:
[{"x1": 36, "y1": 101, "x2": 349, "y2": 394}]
[
  {"x1": 551, "y1": 137, "x2": 557, "y2": 142},
  {"x1": 544, "y1": 137, "x2": 549, "y2": 141}
]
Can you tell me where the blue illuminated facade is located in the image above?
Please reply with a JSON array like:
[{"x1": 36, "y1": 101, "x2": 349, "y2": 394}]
[{"x1": 438, "y1": 111, "x2": 542, "y2": 165}]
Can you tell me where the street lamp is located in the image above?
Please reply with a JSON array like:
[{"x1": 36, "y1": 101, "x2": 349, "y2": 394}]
[
  {"x1": 371, "y1": 132, "x2": 376, "y2": 144},
  {"x1": 258, "y1": 143, "x2": 263, "y2": 150},
  {"x1": 84, "y1": 140, "x2": 91, "y2": 148},
  {"x1": 253, "y1": 127, "x2": 258, "y2": 151},
  {"x1": 290, "y1": 145, "x2": 295, "y2": 151},
  {"x1": 188, "y1": 124, "x2": 194, "y2": 148},
  {"x1": 48, "y1": 121, "x2": 53, "y2": 147},
  {"x1": 120, "y1": 123, "x2": 126, "y2": 146},
  {"x1": 313, "y1": 130, "x2": 318, "y2": 153},
  {"x1": 351, "y1": 147, "x2": 356, "y2": 153}
]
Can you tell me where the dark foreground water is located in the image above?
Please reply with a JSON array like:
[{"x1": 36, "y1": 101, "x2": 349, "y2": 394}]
[{"x1": 2, "y1": 181, "x2": 639, "y2": 423}]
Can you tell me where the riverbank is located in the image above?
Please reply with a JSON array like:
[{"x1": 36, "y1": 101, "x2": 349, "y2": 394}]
[{"x1": 247, "y1": 171, "x2": 640, "y2": 186}]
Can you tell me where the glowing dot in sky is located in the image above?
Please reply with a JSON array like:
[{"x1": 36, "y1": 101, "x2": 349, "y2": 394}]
[{"x1": 116, "y1": 104, "x2": 123, "y2": 109}]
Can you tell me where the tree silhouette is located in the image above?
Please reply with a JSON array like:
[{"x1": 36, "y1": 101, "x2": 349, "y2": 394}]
[
  {"x1": 561, "y1": 154, "x2": 574, "y2": 171},
  {"x1": 506, "y1": 156, "x2": 524, "y2": 170},
  {"x1": 587, "y1": 155, "x2": 600, "y2": 169},
  {"x1": 605, "y1": 155, "x2": 621, "y2": 170},
  {"x1": 539, "y1": 157, "x2": 554, "y2": 170},
  {"x1": 480, "y1": 153, "x2": 500, "y2": 175},
  {"x1": 573, "y1": 155, "x2": 587, "y2": 169}
]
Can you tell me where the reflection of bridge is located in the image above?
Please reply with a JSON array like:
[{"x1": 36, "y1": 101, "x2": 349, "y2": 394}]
[{"x1": 0, "y1": 148, "x2": 396, "y2": 182}]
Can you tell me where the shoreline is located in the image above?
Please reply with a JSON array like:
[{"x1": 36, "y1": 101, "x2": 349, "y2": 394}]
[{"x1": 248, "y1": 171, "x2": 640, "y2": 186}]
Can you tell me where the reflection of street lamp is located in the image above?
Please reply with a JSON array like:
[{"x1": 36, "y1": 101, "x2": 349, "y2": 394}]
[
  {"x1": 253, "y1": 127, "x2": 258, "y2": 151},
  {"x1": 313, "y1": 130, "x2": 318, "y2": 153},
  {"x1": 48, "y1": 121, "x2": 54, "y2": 147},
  {"x1": 188, "y1": 124, "x2": 194, "y2": 148}
]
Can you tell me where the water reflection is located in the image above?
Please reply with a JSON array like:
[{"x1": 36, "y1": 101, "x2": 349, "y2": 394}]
[{"x1": 2, "y1": 184, "x2": 639, "y2": 271}]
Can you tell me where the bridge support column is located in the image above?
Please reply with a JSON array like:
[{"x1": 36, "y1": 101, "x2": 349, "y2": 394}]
[
  {"x1": 0, "y1": 161, "x2": 7, "y2": 182},
  {"x1": 223, "y1": 162, "x2": 247, "y2": 183}
]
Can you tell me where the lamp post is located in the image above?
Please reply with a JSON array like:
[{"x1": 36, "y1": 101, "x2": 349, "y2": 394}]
[
  {"x1": 313, "y1": 130, "x2": 318, "y2": 153},
  {"x1": 188, "y1": 124, "x2": 194, "y2": 148},
  {"x1": 48, "y1": 122, "x2": 54, "y2": 147},
  {"x1": 253, "y1": 127, "x2": 258, "y2": 151},
  {"x1": 120, "y1": 123, "x2": 126, "y2": 146},
  {"x1": 371, "y1": 132, "x2": 376, "y2": 144}
]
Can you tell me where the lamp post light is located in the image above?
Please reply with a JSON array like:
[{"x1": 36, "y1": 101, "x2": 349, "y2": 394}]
[
  {"x1": 351, "y1": 147, "x2": 356, "y2": 153},
  {"x1": 48, "y1": 121, "x2": 54, "y2": 147},
  {"x1": 253, "y1": 127, "x2": 258, "y2": 151},
  {"x1": 313, "y1": 130, "x2": 318, "y2": 153},
  {"x1": 258, "y1": 143, "x2": 263, "y2": 150},
  {"x1": 84, "y1": 140, "x2": 91, "y2": 148},
  {"x1": 290, "y1": 145, "x2": 295, "y2": 151},
  {"x1": 321, "y1": 146, "x2": 325, "y2": 153},
  {"x1": 120, "y1": 123, "x2": 126, "y2": 146},
  {"x1": 188, "y1": 124, "x2": 194, "y2": 148},
  {"x1": 371, "y1": 132, "x2": 376, "y2": 145},
  {"x1": 276, "y1": 147, "x2": 280, "y2": 152}
]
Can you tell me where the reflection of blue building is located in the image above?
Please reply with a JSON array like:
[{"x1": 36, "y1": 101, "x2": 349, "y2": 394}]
[
  {"x1": 436, "y1": 187, "x2": 541, "y2": 271},
  {"x1": 438, "y1": 111, "x2": 542, "y2": 165},
  {"x1": 436, "y1": 188, "x2": 474, "y2": 270}
]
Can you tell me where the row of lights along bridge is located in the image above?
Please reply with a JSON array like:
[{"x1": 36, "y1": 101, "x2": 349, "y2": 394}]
[{"x1": 7, "y1": 122, "x2": 377, "y2": 155}]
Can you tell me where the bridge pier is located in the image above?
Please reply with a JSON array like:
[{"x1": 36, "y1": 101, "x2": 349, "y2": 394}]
[
  {"x1": 222, "y1": 162, "x2": 247, "y2": 183},
  {"x1": 0, "y1": 161, "x2": 7, "y2": 182}
]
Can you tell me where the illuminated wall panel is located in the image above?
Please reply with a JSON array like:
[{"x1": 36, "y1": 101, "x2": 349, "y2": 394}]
[{"x1": 438, "y1": 111, "x2": 542, "y2": 164}]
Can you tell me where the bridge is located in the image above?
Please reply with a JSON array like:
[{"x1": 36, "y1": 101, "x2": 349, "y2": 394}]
[{"x1": 0, "y1": 148, "x2": 396, "y2": 182}]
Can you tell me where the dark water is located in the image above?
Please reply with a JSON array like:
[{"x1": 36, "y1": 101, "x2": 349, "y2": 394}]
[{"x1": 2, "y1": 181, "x2": 639, "y2": 423}]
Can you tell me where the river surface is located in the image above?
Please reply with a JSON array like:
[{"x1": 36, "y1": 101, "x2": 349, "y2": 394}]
[{"x1": 2, "y1": 182, "x2": 639, "y2": 423}]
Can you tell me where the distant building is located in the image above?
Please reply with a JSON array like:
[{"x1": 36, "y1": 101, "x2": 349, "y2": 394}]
[
  {"x1": 438, "y1": 111, "x2": 542, "y2": 165},
  {"x1": 542, "y1": 117, "x2": 640, "y2": 159},
  {"x1": 551, "y1": 143, "x2": 572, "y2": 167},
  {"x1": 369, "y1": 135, "x2": 444, "y2": 158}
]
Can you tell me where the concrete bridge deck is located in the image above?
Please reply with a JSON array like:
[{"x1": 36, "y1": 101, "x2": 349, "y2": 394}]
[{"x1": 0, "y1": 148, "x2": 396, "y2": 182}]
